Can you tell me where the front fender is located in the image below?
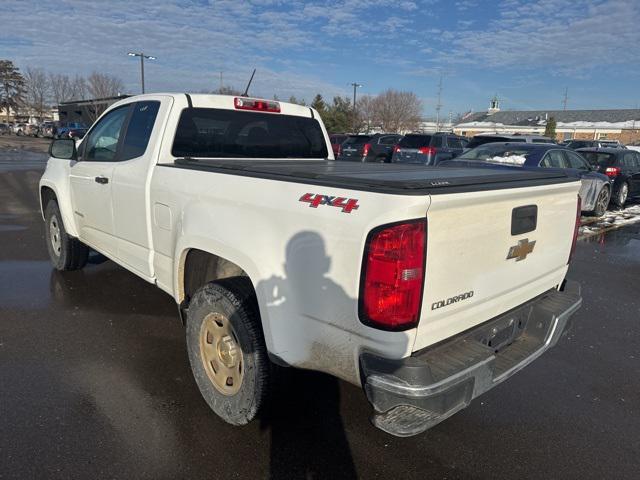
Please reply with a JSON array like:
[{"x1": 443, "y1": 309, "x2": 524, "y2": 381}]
[{"x1": 39, "y1": 158, "x2": 78, "y2": 238}]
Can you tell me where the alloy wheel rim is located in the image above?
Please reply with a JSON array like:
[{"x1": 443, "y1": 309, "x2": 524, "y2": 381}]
[
  {"x1": 597, "y1": 189, "x2": 609, "y2": 213},
  {"x1": 199, "y1": 312, "x2": 243, "y2": 395},
  {"x1": 49, "y1": 215, "x2": 61, "y2": 256}
]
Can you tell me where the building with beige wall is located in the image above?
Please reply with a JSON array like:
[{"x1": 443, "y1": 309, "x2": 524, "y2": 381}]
[{"x1": 454, "y1": 101, "x2": 640, "y2": 145}]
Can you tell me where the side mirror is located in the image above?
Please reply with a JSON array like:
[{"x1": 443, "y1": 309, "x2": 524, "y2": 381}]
[{"x1": 49, "y1": 138, "x2": 77, "y2": 160}]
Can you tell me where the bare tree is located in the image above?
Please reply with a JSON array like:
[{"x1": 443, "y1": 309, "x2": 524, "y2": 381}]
[
  {"x1": 372, "y1": 89, "x2": 423, "y2": 133},
  {"x1": 49, "y1": 73, "x2": 74, "y2": 105},
  {"x1": 357, "y1": 95, "x2": 376, "y2": 133},
  {"x1": 86, "y1": 72, "x2": 124, "y2": 99},
  {"x1": 24, "y1": 67, "x2": 50, "y2": 120},
  {"x1": 0, "y1": 59, "x2": 26, "y2": 123},
  {"x1": 70, "y1": 75, "x2": 87, "y2": 101}
]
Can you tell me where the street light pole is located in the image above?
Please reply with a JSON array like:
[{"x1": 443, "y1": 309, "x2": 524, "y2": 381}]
[
  {"x1": 349, "y1": 82, "x2": 362, "y2": 133},
  {"x1": 127, "y1": 52, "x2": 157, "y2": 94}
]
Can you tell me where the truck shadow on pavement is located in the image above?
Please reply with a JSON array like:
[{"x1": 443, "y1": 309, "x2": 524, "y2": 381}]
[{"x1": 257, "y1": 231, "x2": 358, "y2": 479}]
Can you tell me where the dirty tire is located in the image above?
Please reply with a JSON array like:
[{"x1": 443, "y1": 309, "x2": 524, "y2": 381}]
[
  {"x1": 44, "y1": 200, "x2": 89, "y2": 271},
  {"x1": 613, "y1": 182, "x2": 629, "y2": 208},
  {"x1": 592, "y1": 185, "x2": 610, "y2": 217},
  {"x1": 186, "y1": 277, "x2": 270, "y2": 426}
]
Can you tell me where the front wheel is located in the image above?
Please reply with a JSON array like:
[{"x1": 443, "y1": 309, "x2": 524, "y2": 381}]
[
  {"x1": 44, "y1": 201, "x2": 89, "y2": 271},
  {"x1": 186, "y1": 277, "x2": 270, "y2": 425},
  {"x1": 592, "y1": 186, "x2": 610, "y2": 217}
]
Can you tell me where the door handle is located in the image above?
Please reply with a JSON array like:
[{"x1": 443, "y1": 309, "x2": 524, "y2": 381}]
[{"x1": 95, "y1": 176, "x2": 109, "y2": 184}]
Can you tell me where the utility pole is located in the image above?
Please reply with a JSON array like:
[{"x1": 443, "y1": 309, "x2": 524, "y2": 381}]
[
  {"x1": 562, "y1": 87, "x2": 569, "y2": 111},
  {"x1": 435, "y1": 73, "x2": 443, "y2": 131},
  {"x1": 127, "y1": 52, "x2": 156, "y2": 94},
  {"x1": 219, "y1": 71, "x2": 223, "y2": 91},
  {"x1": 349, "y1": 82, "x2": 362, "y2": 133}
]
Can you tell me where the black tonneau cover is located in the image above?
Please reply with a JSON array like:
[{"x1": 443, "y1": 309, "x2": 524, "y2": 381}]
[{"x1": 169, "y1": 158, "x2": 574, "y2": 195}]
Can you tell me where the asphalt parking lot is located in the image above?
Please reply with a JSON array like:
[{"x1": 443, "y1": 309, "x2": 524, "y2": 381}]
[{"x1": 0, "y1": 141, "x2": 639, "y2": 479}]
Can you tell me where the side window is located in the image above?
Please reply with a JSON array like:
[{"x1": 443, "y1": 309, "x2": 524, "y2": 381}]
[
  {"x1": 121, "y1": 101, "x2": 161, "y2": 161},
  {"x1": 623, "y1": 152, "x2": 638, "y2": 169},
  {"x1": 432, "y1": 136, "x2": 443, "y2": 148},
  {"x1": 540, "y1": 150, "x2": 568, "y2": 168},
  {"x1": 448, "y1": 137, "x2": 462, "y2": 149},
  {"x1": 83, "y1": 106, "x2": 131, "y2": 162},
  {"x1": 566, "y1": 151, "x2": 589, "y2": 170}
]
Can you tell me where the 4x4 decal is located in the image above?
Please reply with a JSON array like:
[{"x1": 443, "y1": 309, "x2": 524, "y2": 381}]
[{"x1": 299, "y1": 193, "x2": 360, "y2": 214}]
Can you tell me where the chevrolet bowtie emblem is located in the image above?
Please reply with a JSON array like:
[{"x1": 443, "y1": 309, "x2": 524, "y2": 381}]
[{"x1": 507, "y1": 238, "x2": 536, "y2": 261}]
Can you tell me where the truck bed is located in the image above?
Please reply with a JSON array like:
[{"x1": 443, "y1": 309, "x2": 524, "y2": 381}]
[{"x1": 168, "y1": 158, "x2": 573, "y2": 195}]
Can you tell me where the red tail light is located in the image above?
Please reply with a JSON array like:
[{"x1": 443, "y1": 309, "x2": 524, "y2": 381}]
[
  {"x1": 418, "y1": 146, "x2": 436, "y2": 156},
  {"x1": 360, "y1": 220, "x2": 426, "y2": 331},
  {"x1": 362, "y1": 143, "x2": 371, "y2": 156},
  {"x1": 234, "y1": 97, "x2": 280, "y2": 112},
  {"x1": 605, "y1": 166, "x2": 620, "y2": 177},
  {"x1": 393, "y1": 145, "x2": 400, "y2": 153},
  {"x1": 568, "y1": 196, "x2": 581, "y2": 264}
]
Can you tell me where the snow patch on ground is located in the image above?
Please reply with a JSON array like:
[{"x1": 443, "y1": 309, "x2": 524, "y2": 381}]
[{"x1": 579, "y1": 204, "x2": 640, "y2": 239}]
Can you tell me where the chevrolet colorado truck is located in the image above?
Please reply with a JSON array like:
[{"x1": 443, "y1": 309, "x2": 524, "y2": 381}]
[{"x1": 40, "y1": 94, "x2": 583, "y2": 437}]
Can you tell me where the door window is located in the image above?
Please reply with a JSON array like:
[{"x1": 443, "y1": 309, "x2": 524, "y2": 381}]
[
  {"x1": 121, "y1": 101, "x2": 161, "y2": 160},
  {"x1": 83, "y1": 106, "x2": 131, "y2": 162},
  {"x1": 540, "y1": 150, "x2": 568, "y2": 168},
  {"x1": 565, "y1": 151, "x2": 590, "y2": 170},
  {"x1": 623, "y1": 152, "x2": 639, "y2": 170},
  {"x1": 431, "y1": 136, "x2": 443, "y2": 148}
]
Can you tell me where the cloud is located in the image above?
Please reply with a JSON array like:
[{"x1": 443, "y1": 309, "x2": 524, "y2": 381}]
[
  {"x1": 435, "y1": 0, "x2": 640, "y2": 75},
  {"x1": 455, "y1": 0, "x2": 478, "y2": 11}
]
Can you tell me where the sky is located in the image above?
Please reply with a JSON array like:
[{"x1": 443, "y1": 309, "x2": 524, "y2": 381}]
[{"x1": 2, "y1": 0, "x2": 640, "y2": 117}]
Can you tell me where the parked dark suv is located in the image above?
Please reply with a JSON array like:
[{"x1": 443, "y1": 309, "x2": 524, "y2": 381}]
[
  {"x1": 329, "y1": 134, "x2": 348, "y2": 157},
  {"x1": 391, "y1": 133, "x2": 467, "y2": 165},
  {"x1": 337, "y1": 133, "x2": 402, "y2": 162},
  {"x1": 578, "y1": 148, "x2": 640, "y2": 207}
]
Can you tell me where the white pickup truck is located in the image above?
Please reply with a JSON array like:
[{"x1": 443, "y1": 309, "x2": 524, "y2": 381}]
[{"x1": 40, "y1": 94, "x2": 582, "y2": 437}]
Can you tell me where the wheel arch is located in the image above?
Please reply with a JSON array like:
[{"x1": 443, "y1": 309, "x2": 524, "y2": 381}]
[
  {"x1": 176, "y1": 247, "x2": 262, "y2": 324},
  {"x1": 40, "y1": 185, "x2": 57, "y2": 220}
]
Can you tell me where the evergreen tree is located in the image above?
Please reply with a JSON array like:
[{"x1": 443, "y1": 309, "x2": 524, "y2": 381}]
[
  {"x1": 310, "y1": 94, "x2": 326, "y2": 114},
  {"x1": 0, "y1": 60, "x2": 26, "y2": 123},
  {"x1": 544, "y1": 116, "x2": 557, "y2": 140}
]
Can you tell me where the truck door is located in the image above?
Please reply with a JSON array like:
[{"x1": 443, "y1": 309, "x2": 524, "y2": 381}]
[
  {"x1": 111, "y1": 99, "x2": 165, "y2": 279},
  {"x1": 69, "y1": 104, "x2": 132, "y2": 256}
]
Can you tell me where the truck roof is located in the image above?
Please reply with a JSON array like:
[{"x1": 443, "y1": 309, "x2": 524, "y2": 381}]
[
  {"x1": 169, "y1": 158, "x2": 574, "y2": 195},
  {"x1": 114, "y1": 93, "x2": 317, "y2": 118}
]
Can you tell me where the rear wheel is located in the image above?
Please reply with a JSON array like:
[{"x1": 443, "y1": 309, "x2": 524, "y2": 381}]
[
  {"x1": 44, "y1": 201, "x2": 89, "y2": 271},
  {"x1": 186, "y1": 277, "x2": 270, "y2": 425},
  {"x1": 593, "y1": 185, "x2": 610, "y2": 217},
  {"x1": 613, "y1": 182, "x2": 629, "y2": 208}
]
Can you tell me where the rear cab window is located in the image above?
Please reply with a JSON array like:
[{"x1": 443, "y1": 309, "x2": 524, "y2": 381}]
[
  {"x1": 172, "y1": 108, "x2": 328, "y2": 159},
  {"x1": 398, "y1": 135, "x2": 431, "y2": 148}
]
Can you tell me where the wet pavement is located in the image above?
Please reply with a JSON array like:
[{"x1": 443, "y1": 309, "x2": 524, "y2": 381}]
[{"x1": 0, "y1": 150, "x2": 639, "y2": 479}]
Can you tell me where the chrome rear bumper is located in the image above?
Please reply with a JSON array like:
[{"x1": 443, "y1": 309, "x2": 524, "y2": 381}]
[{"x1": 361, "y1": 280, "x2": 582, "y2": 437}]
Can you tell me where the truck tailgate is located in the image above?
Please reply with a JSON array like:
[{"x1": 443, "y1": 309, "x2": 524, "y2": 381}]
[{"x1": 414, "y1": 180, "x2": 580, "y2": 351}]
